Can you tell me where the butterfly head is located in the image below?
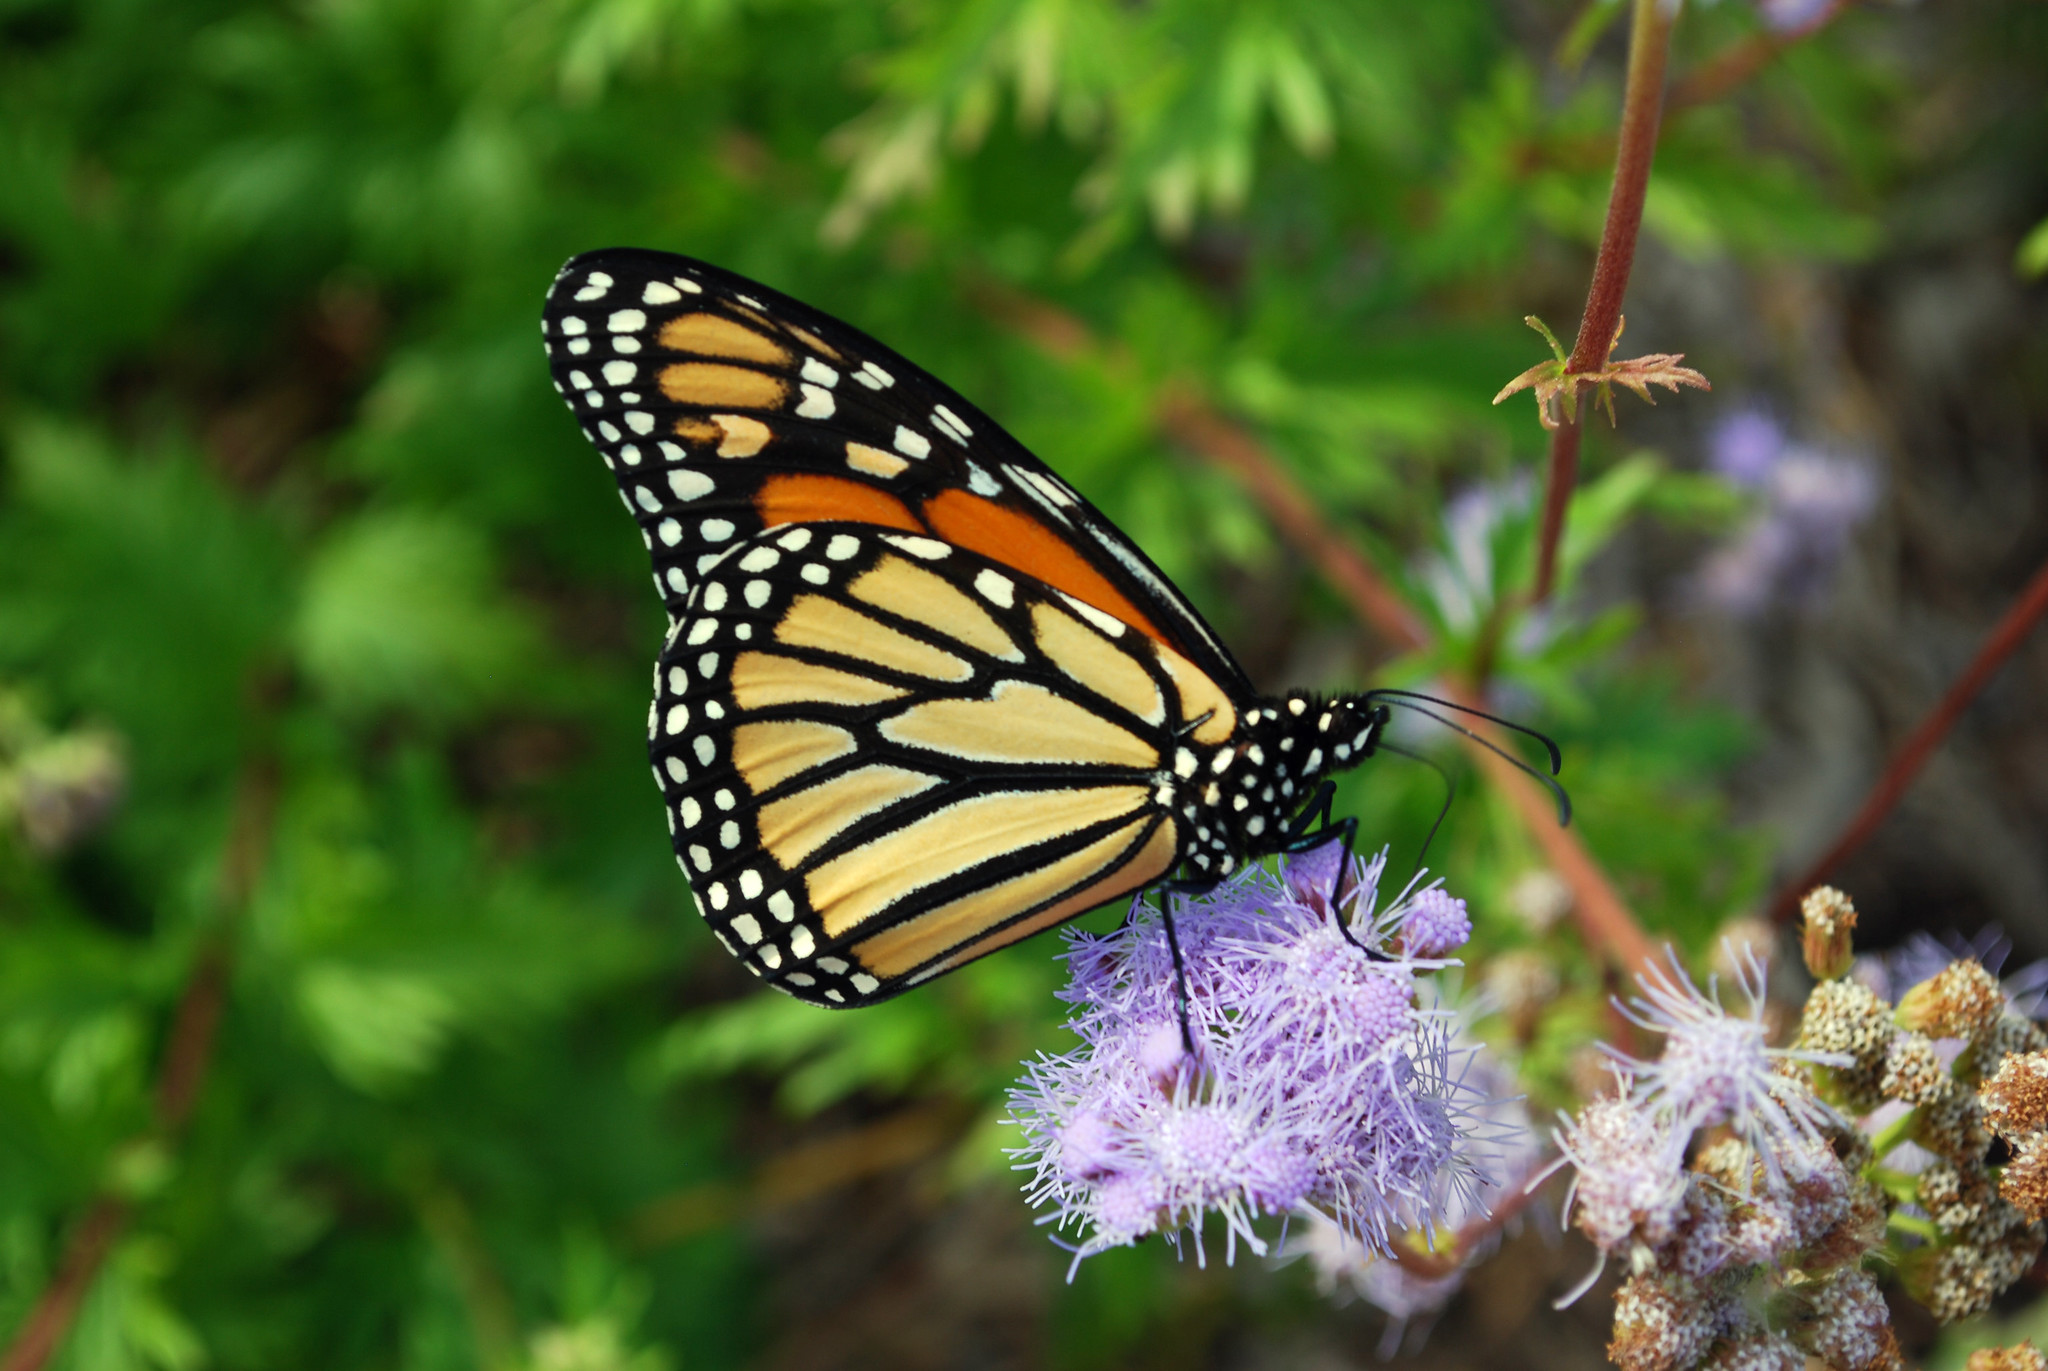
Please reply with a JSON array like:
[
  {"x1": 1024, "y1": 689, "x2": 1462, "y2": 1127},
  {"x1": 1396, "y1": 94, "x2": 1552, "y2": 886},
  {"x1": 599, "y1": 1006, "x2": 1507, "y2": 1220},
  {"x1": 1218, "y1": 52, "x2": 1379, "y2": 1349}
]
[{"x1": 1175, "y1": 692, "x2": 1391, "y2": 878}]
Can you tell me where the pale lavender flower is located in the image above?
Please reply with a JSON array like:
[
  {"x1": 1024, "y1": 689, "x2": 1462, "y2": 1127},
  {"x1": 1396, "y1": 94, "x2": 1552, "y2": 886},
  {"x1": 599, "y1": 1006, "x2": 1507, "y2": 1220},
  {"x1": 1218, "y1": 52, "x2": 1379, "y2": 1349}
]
[
  {"x1": 1755, "y1": 0, "x2": 1836, "y2": 33},
  {"x1": 1609, "y1": 947, "x2": 1846, "y2": 1176},
  {"x1": 1697, "y1": 409, "x2": 1877, "y2": 615},
  {"x1": 1709, "y1": 409, "x2": 1786, "y2": 487},
  {"x1": 1009, "y1": 851, "x2": 1508, "y2": 1274}
]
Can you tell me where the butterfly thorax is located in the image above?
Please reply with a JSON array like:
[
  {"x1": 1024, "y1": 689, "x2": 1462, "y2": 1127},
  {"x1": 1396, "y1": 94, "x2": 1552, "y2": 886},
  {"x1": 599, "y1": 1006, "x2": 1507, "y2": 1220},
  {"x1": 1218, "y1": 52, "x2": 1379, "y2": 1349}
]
[{"x1": 1173, "y1": 692, "x2": 1389, "y2": 880}]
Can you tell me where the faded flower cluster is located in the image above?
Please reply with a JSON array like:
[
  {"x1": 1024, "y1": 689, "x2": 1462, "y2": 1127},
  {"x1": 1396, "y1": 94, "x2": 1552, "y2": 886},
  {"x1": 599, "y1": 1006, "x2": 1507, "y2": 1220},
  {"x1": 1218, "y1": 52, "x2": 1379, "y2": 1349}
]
[
  {"x1": 1553, "y1": 934, "x2": 1891, "y2": 1371},
  {"x1": 1008, "y1": 846, "x2": 1503, "y2": 1274},
  {"x1": 1556, "y1": 885, "x2": 2048, "y2": 1371}
]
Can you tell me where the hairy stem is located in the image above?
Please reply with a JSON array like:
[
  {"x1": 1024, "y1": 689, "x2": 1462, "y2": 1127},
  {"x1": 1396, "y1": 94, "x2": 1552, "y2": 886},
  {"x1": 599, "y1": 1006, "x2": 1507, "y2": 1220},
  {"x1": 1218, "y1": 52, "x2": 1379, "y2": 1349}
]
[
  {"x1": 1532, "y1": 0, "x2": 1676, "y2": 604},
  {"x1": 1767, "y1": 555, "x2": 2048, "y2": 923}
]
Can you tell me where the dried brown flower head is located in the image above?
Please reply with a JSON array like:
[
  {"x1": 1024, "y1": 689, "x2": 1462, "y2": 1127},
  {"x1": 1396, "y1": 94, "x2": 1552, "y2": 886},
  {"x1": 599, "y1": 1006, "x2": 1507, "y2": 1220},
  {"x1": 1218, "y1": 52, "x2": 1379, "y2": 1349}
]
[
  {"x1": 1882, "y1": 1032, "x2": 1947, "y2": 1107},
  {"x1": 1999, "y1": 1134, "x2": 2048, "y2": 1223},
  {"x1": 1980, "y1": 1050, "x2": 2048, "y2": 1139},
  {"x1": 1968, "y1": 1341, "x2": 2048, "y2": 1371},
  {"x1": 1796, "y1": 978, "x2": 1897, "y2": 1114},
  {"x1": 1609, "y1": 1271, "x2": 1715, "y2": 1371}
]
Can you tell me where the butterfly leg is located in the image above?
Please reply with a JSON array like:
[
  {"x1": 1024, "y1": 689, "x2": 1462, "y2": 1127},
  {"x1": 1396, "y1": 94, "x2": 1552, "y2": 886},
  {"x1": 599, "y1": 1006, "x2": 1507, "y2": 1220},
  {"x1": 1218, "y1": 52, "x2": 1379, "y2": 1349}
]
[
  {"x1": 1278, "y1": 784, "x2": 1391, "y2": 962},
  {"x1": 1153, "y1": 888, "x2": 1196, "y2": 1058},
  {"x1": 1152, "y1": 875, "x2": 1231, "y2": 1060}
]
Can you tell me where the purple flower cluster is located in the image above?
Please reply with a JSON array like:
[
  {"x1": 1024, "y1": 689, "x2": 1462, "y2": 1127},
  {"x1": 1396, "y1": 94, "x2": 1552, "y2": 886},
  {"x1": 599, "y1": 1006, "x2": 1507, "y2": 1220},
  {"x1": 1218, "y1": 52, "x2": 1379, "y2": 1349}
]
[
  {"x1": 1008, "y1": 850, "x2": 1505, "y2": 1273},
  {"x1": 1696, "y1": 408, "x2": 1877, "y2": 615}
]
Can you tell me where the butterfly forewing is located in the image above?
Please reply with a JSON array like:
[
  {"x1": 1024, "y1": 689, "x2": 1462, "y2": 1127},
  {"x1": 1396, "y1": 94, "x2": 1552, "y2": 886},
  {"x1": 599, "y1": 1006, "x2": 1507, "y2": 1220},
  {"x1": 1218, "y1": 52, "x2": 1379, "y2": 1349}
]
[{"x1": 541, "y1": 249, "x2": 1247, "y2": 693}]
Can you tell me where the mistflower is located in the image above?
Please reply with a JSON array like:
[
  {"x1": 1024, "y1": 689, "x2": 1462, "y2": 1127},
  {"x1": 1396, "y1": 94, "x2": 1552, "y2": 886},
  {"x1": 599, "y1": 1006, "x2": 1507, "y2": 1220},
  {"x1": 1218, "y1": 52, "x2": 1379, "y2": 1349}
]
[
  {"x1": 1695, "y1": 409, "x2": 1876, "y2": 616},
  {"x1": 1610, "y1": 947, "x2": 1845, "y2": 1173},
  {"x1": 1008, "y1": 850, "x2": 1505, "y2": 1274}
]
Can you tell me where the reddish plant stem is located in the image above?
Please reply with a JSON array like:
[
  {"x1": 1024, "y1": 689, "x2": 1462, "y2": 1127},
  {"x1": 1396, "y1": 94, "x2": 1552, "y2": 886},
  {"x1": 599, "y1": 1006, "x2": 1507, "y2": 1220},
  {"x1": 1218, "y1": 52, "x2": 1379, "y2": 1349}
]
[
  {"x1": 1767, "y1": 556, "x2": 2048, "y2": 924},
  {"x1": 1532, "y1": 0, "x2": 1676, "y2": 605},
  {"x1": 0, "y1": 1200, "x2": 128, "y2": 1371},
  {"x1": 1443, "y1": 680, "x2": 1662, "y2": 980},
  {"x1": 1670, "y1": 0, "x2": 1856, "y2": 111},
  {"x1": 1389, "y1": 1154, "x2": 1556, "y2": 1280},
  {"x1": 1, "y1": 760, "x2": 278, "y2": 1371}
]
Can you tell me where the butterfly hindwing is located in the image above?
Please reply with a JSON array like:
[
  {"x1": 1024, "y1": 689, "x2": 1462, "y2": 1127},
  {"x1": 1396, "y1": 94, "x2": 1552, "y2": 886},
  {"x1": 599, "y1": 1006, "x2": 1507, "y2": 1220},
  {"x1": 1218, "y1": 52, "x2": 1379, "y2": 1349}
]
[
  {"x1": 542, "y1": 248, "x2": 1248, "y2": 696},
  {"x1": 647, "y1": 522, "x2": 1251, "y2": 1005}
]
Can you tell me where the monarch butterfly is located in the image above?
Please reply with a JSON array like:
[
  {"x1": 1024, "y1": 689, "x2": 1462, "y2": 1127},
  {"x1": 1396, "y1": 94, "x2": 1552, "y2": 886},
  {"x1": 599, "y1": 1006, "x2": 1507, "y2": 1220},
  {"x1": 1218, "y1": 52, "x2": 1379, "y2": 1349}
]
[{"x1": 542, "y1": 249, "x2": 1560, "y2": 1008}]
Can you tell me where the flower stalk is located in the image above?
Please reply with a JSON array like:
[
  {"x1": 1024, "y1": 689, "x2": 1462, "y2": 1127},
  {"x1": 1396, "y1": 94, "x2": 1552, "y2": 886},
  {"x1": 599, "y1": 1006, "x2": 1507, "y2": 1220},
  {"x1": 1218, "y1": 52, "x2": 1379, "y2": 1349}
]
[{"x1": 1531, "y1": 0, "x2": 1678, "y2": 604}]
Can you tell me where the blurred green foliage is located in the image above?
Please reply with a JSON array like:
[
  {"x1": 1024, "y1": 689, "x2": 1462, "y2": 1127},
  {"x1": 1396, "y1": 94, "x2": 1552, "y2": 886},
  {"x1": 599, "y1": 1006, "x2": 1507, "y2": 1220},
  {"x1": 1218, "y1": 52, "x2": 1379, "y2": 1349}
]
[{"x1": 0, "y1": 0, "x2": 1970, "y2": 1365}]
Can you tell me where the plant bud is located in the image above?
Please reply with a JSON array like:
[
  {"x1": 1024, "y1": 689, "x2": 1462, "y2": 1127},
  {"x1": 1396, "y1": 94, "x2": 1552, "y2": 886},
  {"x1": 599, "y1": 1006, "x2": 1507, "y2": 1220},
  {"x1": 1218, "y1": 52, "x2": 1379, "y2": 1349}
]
[{"x1": 1800, "y1": 886, "x2": 1858, "y2": 980}]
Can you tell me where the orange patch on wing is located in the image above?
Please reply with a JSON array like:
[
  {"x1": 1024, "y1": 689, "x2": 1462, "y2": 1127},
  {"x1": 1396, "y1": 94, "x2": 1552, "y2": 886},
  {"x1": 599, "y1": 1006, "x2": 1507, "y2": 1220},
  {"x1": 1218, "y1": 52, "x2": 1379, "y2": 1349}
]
[
  {"x1": 659, "y1": 361, "x2": 787, "y2": 411},
  {"x1": 657, "y1": 313, "x2": 791, "y2": 366},
  {"x1": 756, "y1": 474, "x2": 923, "y2": 534},
  {"x1": 785, "y1": 325, "x2": 842, "y2": 361},
  {"x1": 672, "y1": 417, "x2": 722, "y2": 446},
  {"x1": 920, "y1": 489, "x2": 1172, "y2": 650}
]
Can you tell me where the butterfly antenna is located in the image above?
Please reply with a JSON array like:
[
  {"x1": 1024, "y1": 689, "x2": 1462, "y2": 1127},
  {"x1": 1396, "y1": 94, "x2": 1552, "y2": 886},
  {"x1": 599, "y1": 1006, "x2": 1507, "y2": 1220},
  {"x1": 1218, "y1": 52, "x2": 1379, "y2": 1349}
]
[
  {"x1": 1378, "y1": 701, "x2": 1572, "y2": 826},
  {"x1": 1364, "y1": 688, "x2": 1563, "y2": 775},
  {"x1": 1376, "y1": 739, "x2": 1456, "y2": 890}
]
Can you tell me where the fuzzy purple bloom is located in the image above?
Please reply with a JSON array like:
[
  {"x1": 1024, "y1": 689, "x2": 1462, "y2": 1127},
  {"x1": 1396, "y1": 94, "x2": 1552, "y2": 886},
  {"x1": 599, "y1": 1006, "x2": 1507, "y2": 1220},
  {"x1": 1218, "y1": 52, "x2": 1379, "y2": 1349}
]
[
  {"x1": 1709, "y1": 409, "x2": 1787, "y2": 488},
  {"x1": 1289, "y1": 1035, "x2": 1539, "y2": 1355},
  {"x1": 1008, "y1": 851, "x2": 1506, "y2": 1273},
  {"x1": 1402, "y1": 888, "x2": 1472, "y2": 958}
]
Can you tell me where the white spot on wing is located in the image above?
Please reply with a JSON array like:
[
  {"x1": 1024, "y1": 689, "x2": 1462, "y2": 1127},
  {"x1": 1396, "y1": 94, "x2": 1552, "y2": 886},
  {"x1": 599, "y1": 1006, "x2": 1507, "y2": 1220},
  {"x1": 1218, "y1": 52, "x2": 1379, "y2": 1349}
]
[
  {"x1": 643, "y1": 281, "x2": 682, "y2": 305},
  {"x1": 1058, "y1": 593, "x2": 1127, "y2": 638},
  {"x1": 964, "y1": 461, "x2": 1002, "y2": 497},
  {"x1": 801, "y1": 358, "x2": 839, "y2": 387},
  {"x1": 669, "y1": 468, "x2": 714, "y2": 500},
  {"x1": 881, "y1": 535, "x2": 949, "y2": 560},
  {"x1": 973, "y1": 569, "x2": 1014, "y2": 607},
  {"x1": 893, "y1": 426, "x2": 931, "y2": 460},
  {"x1": 607, "y1": 309, "x2": 646, "y2": 332},
  {"x1": 572, "y1": 272, "x2": 612, "y2": 302},
  {"x1": 796, "y1": 384, "x2": 835, "y2": 419}
]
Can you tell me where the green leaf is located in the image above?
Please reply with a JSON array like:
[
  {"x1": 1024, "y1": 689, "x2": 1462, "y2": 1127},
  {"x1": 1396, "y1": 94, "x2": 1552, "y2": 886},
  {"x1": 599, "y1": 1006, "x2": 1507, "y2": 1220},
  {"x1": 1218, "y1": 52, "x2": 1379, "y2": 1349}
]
[{"x1": 293, "y1": 510, "x2": 540, "y2": 720}]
